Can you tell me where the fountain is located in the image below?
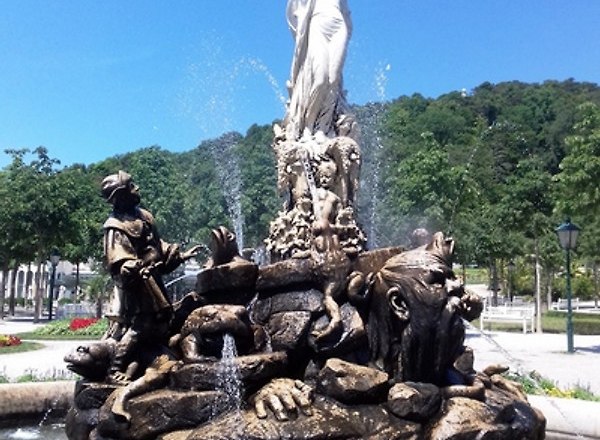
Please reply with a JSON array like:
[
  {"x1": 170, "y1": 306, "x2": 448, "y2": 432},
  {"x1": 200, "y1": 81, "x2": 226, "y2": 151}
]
[
  {"x1": 208, "y1": 134, "x2": 246, "y2": 251},
  {"x1": 63, "y1": 1, "x2": 545, "y2": 439}
]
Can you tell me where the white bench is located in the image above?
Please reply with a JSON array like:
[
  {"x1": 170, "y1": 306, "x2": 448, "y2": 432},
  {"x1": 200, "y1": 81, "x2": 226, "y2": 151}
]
[
  {"x1": 551, "y1": 298, "x2": 580, "y2": 311},
  {"x1": 479, "y1": 304, "x2": 535, "y2": 334},
  {"x1": 56, "y1": 303, "x2": 95, "y2": 319}
]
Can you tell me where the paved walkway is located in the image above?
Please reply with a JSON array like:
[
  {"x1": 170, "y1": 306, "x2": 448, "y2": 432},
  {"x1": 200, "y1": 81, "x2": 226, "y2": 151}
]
[
  {"x1": 464, "y1": 283, "x2": 600, "y2": 395},
  {"x1": 466, "y1": 327, "x2": 600, "y2": 395},
  {"x1": 0, "y1": 319, "x2": 86, "y2": 381}
]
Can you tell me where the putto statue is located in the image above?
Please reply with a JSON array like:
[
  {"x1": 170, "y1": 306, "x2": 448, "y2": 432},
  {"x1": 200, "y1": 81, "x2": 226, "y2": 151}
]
[{"x1": 64, "y1": 2, "x2": 546, "y2": 439}]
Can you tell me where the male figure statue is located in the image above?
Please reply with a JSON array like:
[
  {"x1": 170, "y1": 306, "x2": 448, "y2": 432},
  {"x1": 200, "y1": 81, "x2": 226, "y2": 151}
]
[{"x1": 101, "y1": 170, "x2": 201, "y2": 383}]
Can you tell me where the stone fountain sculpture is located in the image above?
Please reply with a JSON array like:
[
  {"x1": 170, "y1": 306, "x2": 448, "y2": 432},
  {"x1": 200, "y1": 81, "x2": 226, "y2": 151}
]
[{"x1": 64, "y1": 1, "x2": 546, "y2": 439}]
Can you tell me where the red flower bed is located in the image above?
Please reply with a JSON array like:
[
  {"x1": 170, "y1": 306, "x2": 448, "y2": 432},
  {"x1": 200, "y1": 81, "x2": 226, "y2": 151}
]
[
  {"x1": 0, "y1": 334, "x2": 21, "y2": 347},
  {"x1": 69, "y1": 317, "x2": 99, "y2": 331}
]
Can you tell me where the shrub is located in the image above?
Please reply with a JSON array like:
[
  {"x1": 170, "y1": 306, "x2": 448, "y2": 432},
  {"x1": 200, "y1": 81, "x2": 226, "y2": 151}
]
[
  {"x1": 33, "y1": 318, "x2": 108, "y2": 337},
  {"x1": 573, "y1": 275, "x2": 595, "y2": 300}
]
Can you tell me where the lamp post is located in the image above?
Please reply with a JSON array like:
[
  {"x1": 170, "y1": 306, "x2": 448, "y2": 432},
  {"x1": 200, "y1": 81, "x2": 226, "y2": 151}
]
[
  {"x1": 507, "y1": 260, "x2": 516, "y2": 303},
  {"x1": 48, "y1": 248, "x2": 60, "y2": 321},
  {"x1": 555, "y1": 219, "x2": 581, "y2": 353}
]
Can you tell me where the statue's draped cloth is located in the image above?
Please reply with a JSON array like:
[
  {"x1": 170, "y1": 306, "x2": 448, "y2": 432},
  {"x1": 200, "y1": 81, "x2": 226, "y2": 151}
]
[{"x1": 285, "y1": 0, "x2": 352, "y2": 140}]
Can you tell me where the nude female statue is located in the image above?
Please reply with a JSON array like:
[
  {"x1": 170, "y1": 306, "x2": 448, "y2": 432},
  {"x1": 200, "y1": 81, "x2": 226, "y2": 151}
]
[{"x1": 284, "y1": 0, "x2": 352, "y2": 141}]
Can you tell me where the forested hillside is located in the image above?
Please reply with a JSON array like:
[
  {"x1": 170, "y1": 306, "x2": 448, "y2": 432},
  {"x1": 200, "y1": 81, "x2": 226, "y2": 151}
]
[{"x1": 1, "y1": 79, "x2": 599, "y2": 302}]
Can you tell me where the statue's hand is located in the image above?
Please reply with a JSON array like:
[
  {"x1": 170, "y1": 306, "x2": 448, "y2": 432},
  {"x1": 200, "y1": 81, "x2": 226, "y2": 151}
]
[
  {"x1": 459, "y1": 292, "x2": 483, "y2": 321},
  {"x1": 251, "y1": 378, "x2": 313, "y2": 421},
  {"x1": 120, "y1": 259, "x2": 143, "y2": 282},
  {"x1": 181, "y1": 244, "x2": 205, "y2": 261}
]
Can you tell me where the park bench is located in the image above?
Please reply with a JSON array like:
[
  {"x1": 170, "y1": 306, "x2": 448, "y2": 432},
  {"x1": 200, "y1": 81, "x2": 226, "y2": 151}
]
[
  {"x1": 551, "y1": 297, "x2": 580, "y2": 311},
  {"x1": 479, "y1": 302, "x2": 535, "y2": 334}
]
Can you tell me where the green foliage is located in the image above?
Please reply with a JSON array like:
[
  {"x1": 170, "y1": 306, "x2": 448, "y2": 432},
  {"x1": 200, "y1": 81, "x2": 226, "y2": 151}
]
[
  {"x1": 556, "y1": 102, "x2": 600, "y2": 220},
  {"x1": 462, "y1": 267, "x2": 488, "y2": 284},
  {"x1": 572, "y1": 275, "x2": 595, "y2": 299}
]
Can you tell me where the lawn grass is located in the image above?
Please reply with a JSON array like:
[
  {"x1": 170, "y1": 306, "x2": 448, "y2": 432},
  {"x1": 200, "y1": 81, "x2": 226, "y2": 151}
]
[
  {"x1": 0, "y1": 341, "x2": 44, "y2": 355},
  {"x1": 478, "y1": 310, "x2": 600, "y2": 335},
  {"x1": 15, "y1": 332, "x2": 101, "y2": 340}
]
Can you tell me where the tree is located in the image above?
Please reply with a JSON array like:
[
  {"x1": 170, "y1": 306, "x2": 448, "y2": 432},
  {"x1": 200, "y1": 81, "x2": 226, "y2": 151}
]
[
  {"x1": 84, "y1": 271, "x2": 113, "y2": 319},
  {"x1": 382, "y1": 133, "x2": 467, "y2": 243},
  {"x1": 555, "y1": 102, "x2": 600, "y2": 220},
  {"x1": 556, "y1": 102, "x2": 600, "y2": 305}
]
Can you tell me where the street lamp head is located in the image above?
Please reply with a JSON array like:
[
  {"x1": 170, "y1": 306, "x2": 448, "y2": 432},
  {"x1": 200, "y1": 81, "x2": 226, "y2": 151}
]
[
  {"x1": 555, "y1": 219, "x2": 581, "y2": 251},
  {"x1": 50, "y1": 248, "x2": 61, "y2": 267}
]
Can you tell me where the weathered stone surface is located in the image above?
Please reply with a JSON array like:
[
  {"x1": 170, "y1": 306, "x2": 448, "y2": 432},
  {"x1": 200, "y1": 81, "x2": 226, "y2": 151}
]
[
  {"x1": 158, "y1": 429, "x2": 193, "y2": 440},
  {"x1": 251, "y1": 288, "x2": 323, "y2": 324},
  {"x1": 177, "y1": 304, "x2": 255, "y2": 358},
  {"x1": 65, "y1": 407, "x2": 96, "y2": 440},
  {"x1": 256, "y1": 259, "x2": 312, "y2": 291},
  {"x1": 387, "y1": 382, "x2": 441, "y2": 422},
  {"x1": 353, "y1": 246, "x2": 405, "y2": 275},
  {"x1": 170, "y1": 352, "x2": 288, "y2": 390},
  {"x1": 266, "y1": 311, "x2": 312, "y2": 351},
  {"x1": 97, "y1": 390, "x2": 225, "y2": 440},
  {"x1": 185, "y1": 395, "x2": 421, "y2": 440},
  {"x1": 316, "y1": 358, "x2": 389, "y2": 404},
  {"x1": 74, "y1": 382, "x2": 118, "y2": 410},
  {"x1": 196, "y1": 260, "x2": 258, "y2": 301},
  {"x1": 426, "y1": 397, "x2": 507, "y2": 440},
  {"x1": 426, "y1": 393, "x2": 545, "y2": 440},
  {"x1": 307, "y1": 302, "x2": 366, "y2": 355},
  {"x1": 484, "y1": 384, "x2": 546, "y2": 436},
  {"x1": 453, "y1": 346, "x2": 475, "y2": 375}
]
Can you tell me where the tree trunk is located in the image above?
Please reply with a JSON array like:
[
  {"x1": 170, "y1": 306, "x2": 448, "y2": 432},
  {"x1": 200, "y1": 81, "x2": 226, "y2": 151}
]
[
  {"x1": 75, "y1": 261, "x2": 81, "y2": 303},
  {"x1": 491, "y1": 260, "x2": 499, "y2": 306},
  {"x1": 592, "y1": 262, "x2": 599, "y2": 309},
  {"x1": 96, "y1": 296, "x2": 103, "y2": 319},
  {"x1": 25, "y1": 263, "x2": 33, "y2": 306},
  {"x1": 534, "y1": 240, "x2": 543, "y2": 333},
  {"x1": 0, "y1": 265, "x2": 7, "y2": 319},
  {"x1": 8, "y1": 265, "x2": 18, "y2": 316},
  {"x1": 546, "y1": 268, "x2": 554, "y2": 312},
  {"x1": 33, "y1": 261, "x2": 44, "y2": 323}
]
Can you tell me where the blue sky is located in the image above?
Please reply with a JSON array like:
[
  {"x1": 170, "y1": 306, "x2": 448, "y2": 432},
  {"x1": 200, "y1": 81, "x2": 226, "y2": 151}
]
[{"x1": 1, "y1": 1, "x2": 599, "y2": 168}]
